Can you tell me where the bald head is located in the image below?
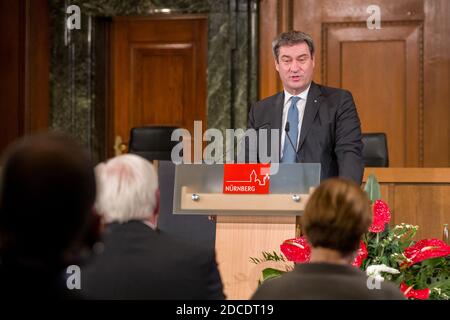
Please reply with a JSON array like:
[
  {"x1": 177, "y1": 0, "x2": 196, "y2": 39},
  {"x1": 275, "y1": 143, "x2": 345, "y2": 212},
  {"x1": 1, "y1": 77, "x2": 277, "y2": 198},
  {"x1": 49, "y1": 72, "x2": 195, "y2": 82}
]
[{"x1": 0, "y1": 133, "x2": 96, "y2": 259}]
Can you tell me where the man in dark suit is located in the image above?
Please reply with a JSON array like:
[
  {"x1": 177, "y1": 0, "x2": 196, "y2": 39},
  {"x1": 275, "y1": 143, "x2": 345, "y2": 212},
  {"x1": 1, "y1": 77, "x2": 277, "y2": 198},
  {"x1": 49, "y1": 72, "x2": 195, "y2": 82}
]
[
  {"x1": 248, "y1": 31, "x2": 363, "y2": 184},
  {"x1": 251, "y1": 178, "x2": 405, "y2": 300},
  {"x1": 82, "y1": 154, "x2": 225, "y2": 300}
]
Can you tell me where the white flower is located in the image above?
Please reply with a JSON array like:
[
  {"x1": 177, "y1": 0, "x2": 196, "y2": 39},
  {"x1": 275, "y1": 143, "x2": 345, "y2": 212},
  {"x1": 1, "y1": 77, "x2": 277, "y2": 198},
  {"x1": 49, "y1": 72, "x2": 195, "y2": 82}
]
[{"x1": 366, "y1": 264, "x2": 400, "y2": 281}]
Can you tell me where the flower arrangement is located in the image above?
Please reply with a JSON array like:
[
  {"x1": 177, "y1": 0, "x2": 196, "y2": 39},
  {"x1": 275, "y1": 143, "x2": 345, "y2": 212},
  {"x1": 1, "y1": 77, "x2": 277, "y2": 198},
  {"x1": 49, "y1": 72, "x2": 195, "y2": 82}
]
[{"x1": 250, "y1": 175, "x2": 450, "y2": 300}]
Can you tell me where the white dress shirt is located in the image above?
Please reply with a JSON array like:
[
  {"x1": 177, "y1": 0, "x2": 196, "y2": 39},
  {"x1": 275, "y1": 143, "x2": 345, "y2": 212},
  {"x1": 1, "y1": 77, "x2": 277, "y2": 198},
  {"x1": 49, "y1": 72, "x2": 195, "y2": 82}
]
[{"x1": 280, "y1": 83, "x2": 311, "y2": 158}]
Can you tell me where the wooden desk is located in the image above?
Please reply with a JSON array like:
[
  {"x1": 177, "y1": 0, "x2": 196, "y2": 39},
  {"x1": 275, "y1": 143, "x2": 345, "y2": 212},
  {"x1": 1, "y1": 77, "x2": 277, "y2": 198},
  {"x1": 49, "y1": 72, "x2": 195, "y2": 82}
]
[
  {"x1": 216, "y1": 215, "x2": 295, "y2": 300},
  {"x1": 363, "y1": 168, "x2": 450, "y2": 240}
]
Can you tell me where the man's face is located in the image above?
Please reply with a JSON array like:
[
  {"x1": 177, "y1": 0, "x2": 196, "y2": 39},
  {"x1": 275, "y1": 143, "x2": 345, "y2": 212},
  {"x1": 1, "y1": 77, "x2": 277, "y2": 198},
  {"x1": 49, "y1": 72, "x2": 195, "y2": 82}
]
[{"x1": 275, "y1": 42, "x2": 315, "y2": 95}]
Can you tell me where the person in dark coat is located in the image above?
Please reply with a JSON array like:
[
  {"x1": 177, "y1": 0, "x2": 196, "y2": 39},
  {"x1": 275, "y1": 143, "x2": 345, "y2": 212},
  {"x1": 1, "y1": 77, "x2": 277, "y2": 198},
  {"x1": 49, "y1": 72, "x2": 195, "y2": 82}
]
[
  {"x1": 82, "y1": 154, "x2": 225, "y2": 300},
  {"x1": 0, "y1": 133, "x2": 98, "y2": 299}
]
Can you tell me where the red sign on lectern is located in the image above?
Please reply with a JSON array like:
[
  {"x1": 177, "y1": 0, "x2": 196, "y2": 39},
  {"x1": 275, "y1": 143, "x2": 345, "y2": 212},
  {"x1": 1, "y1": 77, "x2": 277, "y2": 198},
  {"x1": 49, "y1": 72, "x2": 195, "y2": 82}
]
[{"x1": 223, "y1": 163, "x2": 271, "y2": 194}]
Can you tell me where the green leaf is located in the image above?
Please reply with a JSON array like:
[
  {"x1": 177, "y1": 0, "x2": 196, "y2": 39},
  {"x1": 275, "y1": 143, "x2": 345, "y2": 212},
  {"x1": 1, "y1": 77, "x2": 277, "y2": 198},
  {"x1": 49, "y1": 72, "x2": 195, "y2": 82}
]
[
  {"x1": 261, "y1": 251, "x2": 286, "y2": 262},
  {"x1": 249, "y1": 257, "x2": 261, "y2": 264},
  {"x1": 364, "y1": 174, "x2": 381, "y2": 203},
  {"x1": 261, "y1": 268, "x2": 285, "y2": 283},
  {"x1": 422, "y1": 258, "x2": 444, "y2": 267},
  {"x1": 251, "y1": 251, "x2": 287, "y2": 265}
]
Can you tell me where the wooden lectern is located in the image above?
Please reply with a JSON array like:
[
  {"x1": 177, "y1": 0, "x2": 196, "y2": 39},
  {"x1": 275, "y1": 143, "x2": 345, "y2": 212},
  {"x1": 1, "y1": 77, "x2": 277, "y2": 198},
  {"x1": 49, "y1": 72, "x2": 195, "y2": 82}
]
[{"x1": 173, "y1": 163, "x2": 320, "y2": 299}]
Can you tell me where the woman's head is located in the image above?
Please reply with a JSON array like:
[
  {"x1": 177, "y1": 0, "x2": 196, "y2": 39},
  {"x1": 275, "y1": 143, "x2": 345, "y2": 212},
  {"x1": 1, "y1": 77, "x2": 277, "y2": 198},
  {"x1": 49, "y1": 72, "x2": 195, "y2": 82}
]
[{"x1": 302, "y1": 178, "x2": 372, "y2": 256}]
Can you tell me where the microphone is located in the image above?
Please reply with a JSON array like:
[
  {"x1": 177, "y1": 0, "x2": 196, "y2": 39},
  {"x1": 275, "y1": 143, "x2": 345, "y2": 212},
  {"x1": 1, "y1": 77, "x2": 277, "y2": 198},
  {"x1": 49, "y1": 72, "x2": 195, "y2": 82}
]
[{"x1": 284, "y1": 122, "x2": 300, "y2": 162}]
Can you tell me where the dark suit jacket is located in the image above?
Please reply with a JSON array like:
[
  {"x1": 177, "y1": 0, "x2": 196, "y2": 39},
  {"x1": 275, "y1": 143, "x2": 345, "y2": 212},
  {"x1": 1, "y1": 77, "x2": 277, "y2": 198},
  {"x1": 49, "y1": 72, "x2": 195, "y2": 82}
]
[
  {"x1": 82, "y1": 221, "x2": 225, "y2": 300},
  {"x1": 248, "y1": 82, "x2": 364, "y2": 184},
  {"x1": 251, "y1": 263, "x2": 405, "y2": 300}
]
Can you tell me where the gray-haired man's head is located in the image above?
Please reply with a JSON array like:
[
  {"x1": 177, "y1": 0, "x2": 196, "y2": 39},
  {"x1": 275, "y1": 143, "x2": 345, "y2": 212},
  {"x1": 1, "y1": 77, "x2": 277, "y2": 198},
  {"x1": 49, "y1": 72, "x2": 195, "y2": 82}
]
[{"x1": 272, "y1": 30, "x2": 315, "y2": 62}]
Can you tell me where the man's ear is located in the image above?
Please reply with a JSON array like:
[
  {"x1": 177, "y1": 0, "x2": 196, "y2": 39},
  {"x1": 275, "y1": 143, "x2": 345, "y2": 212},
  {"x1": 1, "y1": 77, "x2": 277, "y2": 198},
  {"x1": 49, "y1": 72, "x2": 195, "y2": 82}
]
[
  {"x1": 153, "y1": 188, "x2": 160, "y2": 216},
  {"x1": 147, "y1": 189, "x2": 160, "y2": 228},
  {"x1": 274, "y1": 58, "x2": 280, "y2": 72}
]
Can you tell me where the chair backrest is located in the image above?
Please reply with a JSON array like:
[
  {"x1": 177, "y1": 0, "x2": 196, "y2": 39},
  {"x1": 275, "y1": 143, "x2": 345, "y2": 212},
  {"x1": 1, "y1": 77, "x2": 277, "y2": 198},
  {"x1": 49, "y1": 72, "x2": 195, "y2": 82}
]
[
  {"x1": 362, "y1": 133, "x2": 389, "y2": 167},
  {"x1": 128, "y1": 126, "x2": 179, "y2": 161}
]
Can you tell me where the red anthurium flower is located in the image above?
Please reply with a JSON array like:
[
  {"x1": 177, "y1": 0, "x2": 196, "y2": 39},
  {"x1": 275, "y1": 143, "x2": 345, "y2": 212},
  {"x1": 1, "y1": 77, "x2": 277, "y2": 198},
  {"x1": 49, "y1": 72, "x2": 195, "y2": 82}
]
[
  {"x1": 280, "y1": 237, "x2": 311, "y2": 263},
  {"x1": 352, "y1": 241, "x2": 368, "y2": 267},
  {"x1": 400, "y1": 282, "x2": 430, "y2": 300},
  {"x1": 403, "y1": 239, "x2": 450, "y2": 266},
  {"x1": 368, "y1": 200, "x2": 391, "y2": 233}
]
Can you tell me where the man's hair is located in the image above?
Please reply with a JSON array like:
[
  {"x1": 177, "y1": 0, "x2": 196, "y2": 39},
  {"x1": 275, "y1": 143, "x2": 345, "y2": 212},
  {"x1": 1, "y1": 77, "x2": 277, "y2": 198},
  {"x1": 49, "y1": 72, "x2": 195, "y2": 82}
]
[
  {"x1": 301, "y1": 178, "x2": 372, "y2": 255},
  {"x1": 272, "y1": 30, "x2": 315, "y2": 61},
  {"x1": 94, "y1": 154, "x2": 159, "y2": 224},
  {"x1": 0, "y1": 133, "x2": 96, "y2": 258}
]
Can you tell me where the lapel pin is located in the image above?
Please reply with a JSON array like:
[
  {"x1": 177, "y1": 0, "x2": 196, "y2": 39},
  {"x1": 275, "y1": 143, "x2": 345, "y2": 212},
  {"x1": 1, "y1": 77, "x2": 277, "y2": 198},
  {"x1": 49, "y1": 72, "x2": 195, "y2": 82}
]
[{"x1": 314, "y1": 99, "x2": 317, "y2": 103}]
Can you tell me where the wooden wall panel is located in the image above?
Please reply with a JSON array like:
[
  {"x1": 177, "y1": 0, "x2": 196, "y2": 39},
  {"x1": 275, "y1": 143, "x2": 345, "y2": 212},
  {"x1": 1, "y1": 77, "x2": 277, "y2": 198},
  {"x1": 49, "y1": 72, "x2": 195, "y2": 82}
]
[
  {"x1": 26, "y1": 0, "x2": 50, "y2": 133},
  {"x1": 324, "y1": 22, "x2": 422, "y2": 166},
  {"x1": 423, "y1": 0, "x2": 450, "y2": 166},
  {"x1": 392, "y1": 185, "x2": 450, "y2": 240},
  {"x1": 364, "y1": 168, "x2": 450, "y2": 240},
  {"x1": 130, "y1": 45, "x2": 194, "y2": 126},
  {"x1": 0, "y1": 0, "x2": 49, "y2": 155},
  {"x1": 259, "y1": 0, "x2": 281, "y2": 98},
  {"x1": 342, "y1": 41, "x2": 406, "y2": 166},
  {"x1": 0, "y1": 0, "x2": 21, "y2": 152},
  {"x1": 373, "y1": 183, "x2": 450, "y2": 240}
]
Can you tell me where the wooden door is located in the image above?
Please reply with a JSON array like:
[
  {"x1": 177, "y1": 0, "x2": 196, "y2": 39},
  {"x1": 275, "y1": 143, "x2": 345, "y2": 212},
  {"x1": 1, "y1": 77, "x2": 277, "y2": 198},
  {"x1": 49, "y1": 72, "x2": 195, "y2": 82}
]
[
  {"x1": 110, "y1": 15, "x2": 207, "y2": 155},
  {"x1": 259, "y1": 0, "x2": 450, "y2": 167}
]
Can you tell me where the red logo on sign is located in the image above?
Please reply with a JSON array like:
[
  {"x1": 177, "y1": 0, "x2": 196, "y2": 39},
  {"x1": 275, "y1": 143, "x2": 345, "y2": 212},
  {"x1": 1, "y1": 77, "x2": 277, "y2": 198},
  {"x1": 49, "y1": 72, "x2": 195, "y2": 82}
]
[{"x1": 223, "y1": 164, "x2": 271, "y2": 194}]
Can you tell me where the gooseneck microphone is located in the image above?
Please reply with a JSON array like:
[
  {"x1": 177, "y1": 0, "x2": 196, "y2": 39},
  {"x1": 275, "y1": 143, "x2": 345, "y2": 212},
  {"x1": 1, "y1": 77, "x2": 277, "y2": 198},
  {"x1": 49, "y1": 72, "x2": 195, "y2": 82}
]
[{"x1": 284, "y1": 122, "x2": 300, "y2": 163}]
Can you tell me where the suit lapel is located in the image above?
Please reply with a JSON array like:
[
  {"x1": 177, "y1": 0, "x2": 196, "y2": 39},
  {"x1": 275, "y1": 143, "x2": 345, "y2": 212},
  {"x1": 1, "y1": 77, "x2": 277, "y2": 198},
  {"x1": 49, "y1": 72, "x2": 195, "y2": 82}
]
[
  {"x1": 271, "y1": 91, "x2": 285, "y2": 131},
  {"x1": 271, "y1": 92, "x2": 285, "y2": 153},
  {"x1": 297, "y1": 82, "x2": 322, "y2": 152}
]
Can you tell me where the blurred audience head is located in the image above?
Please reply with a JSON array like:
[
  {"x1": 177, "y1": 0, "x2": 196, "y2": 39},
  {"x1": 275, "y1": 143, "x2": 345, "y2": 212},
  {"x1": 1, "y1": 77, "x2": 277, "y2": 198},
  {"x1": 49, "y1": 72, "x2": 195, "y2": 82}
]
[
  {"x1": 94, "y1": 154, "x2": 159, "y2": 227},
  {"x1": 302, "y1": 178, "x2": 372, "y2": 259},
  {"x1": 0, "y1": 132, "x2": 97, "y2": 264}
]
